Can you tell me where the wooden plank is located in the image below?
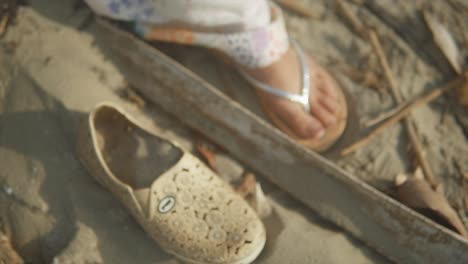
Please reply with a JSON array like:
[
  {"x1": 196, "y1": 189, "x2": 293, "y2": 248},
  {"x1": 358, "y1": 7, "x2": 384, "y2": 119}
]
[{"x1": 96, "y1": 19, "x2": 468, "y2": 264}]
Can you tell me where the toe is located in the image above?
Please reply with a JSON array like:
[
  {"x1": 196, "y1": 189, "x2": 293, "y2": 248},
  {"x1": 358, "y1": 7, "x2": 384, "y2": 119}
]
[
  {"x1": 310, "y1": 100, "x2": 337, "y2": 127},
  {"x1": 317, "y1": 90, "x2": 340, "y2": 114},
  {"x1": 275, "y1": 100, "x2": 325, "y2": 139},
  {"x1": 315, "y1": 68, "x2": 339, "y2": 100},
  {"x1": 301, "y1": 115, "x2": 326, "y2": 139}
]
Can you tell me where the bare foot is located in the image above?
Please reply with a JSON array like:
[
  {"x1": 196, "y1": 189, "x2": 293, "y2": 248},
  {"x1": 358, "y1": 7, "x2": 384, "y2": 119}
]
[{"x1": 245, "y1": 47, "x2": 342, "y2": 140}]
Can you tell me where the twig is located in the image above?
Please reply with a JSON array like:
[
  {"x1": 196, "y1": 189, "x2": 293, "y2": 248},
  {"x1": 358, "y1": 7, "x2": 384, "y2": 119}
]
[
  {"x1": 336, "y1": 0, "x2": 385, "y2": 92},
  {"x1": 274, "y1": 0, "x2": 314, "y2": 18},
  {"x1": 342, "y1": 78, "x2": 460, "y2": 156},
  {"x1": 362, "y1": 103, "x2": 406, "y2": 128},
  {"x1": 339, "y1": 64, "x2": 383, "y2": 93},
  {"x1": 363, "y1": 73, "x2": 465, "y2": 128},
  {"x1": 336, "y1": 0, "x2": 367, "y2": 38},
  {"x1": 368, "y1": 30, "x2": 439, "y2": 188},
  {"x1": 0, "y1": 16, "x2": 9, "y2": 36},
  {"x1": 368, "y1": 31, "x2": 400, "y2": 96}
]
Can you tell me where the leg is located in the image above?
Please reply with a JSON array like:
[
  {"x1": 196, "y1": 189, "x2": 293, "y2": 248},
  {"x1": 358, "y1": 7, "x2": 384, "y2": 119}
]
[{"x1": 85, "y1": 0, "x2": 346, "y2": 151}]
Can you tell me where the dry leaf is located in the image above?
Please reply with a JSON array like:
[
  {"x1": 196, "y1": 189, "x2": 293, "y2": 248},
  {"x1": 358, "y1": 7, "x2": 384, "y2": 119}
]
[
  {"x1": 195, "y1": 138, "x2": 217, "y2": 172},
  {"x1": 235, "y1": 172, "x2": 257, "y2": 198},
  {"x1": 423, "y1": 10, "x2": 462, "y2": 74}
]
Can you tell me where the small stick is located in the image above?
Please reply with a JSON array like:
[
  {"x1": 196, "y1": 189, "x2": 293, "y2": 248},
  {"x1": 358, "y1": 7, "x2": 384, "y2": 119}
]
[
  {"x1": 336, "y1": 1, "x2": 384, "y2": 92},
  {"x1": 0, "y1": 16, "x2": 9, "y2": 36},
  {"x1": 336, "y1": 0, "x2": 367, "y2": 38},
  {"x1": 368, "y1": 30, "x2": 439, "y2": 188},
  {"x1": 341, "y1": 78, "x2": 460, "y2": 156},
  {"x1": 274, "y1": 0, "x2": 314, "y2": 18},
  {"x1": 368, "y1": 31, "x2": 400, "y2": 96},
  {"x1": 339, "y1": 64, "x2": 383, "y2": 93},
  {"x1": 362, "y1": 103, "x2": 407, "y2": 128},
  {"x1": 363, "y1": 75, "x2": 462, "y2": 127}
]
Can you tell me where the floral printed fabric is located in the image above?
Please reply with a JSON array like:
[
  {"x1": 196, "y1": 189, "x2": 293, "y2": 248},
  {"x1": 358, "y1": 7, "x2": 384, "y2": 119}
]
[{"x1": 85, "y1": 0, "x2": 289, "y2": 68}]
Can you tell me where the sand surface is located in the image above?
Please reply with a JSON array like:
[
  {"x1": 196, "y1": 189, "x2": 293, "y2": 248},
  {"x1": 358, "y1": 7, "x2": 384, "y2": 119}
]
[{"x1": 0, "y1": 0, "x2": 467, "y2": 263}]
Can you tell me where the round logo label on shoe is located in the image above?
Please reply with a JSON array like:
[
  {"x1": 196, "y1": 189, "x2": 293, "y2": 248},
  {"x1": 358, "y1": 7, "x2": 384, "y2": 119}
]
[{"x1": 158, "y1": 196, "x2": 176, "y2": 214}]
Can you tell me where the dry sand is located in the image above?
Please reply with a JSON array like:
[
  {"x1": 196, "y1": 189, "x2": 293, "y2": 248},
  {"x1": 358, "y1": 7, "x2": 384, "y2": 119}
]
[
  {"x1": 0, "y1": 1, "x2": 386, "y2": 263},
  {"x1": 0, "y1": 0, "x2": 466, "y2": 263}
]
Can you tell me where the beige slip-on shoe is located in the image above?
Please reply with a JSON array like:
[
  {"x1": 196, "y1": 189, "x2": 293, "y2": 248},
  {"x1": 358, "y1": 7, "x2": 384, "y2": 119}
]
[{"x1": 77, "y1": 102, "x2": 266, "y2": 264}]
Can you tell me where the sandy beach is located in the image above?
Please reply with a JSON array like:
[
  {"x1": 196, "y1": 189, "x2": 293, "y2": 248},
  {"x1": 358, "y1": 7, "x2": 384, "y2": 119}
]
[{"x1": 0, "y1": 0, "x2": 467, "y2": 263}]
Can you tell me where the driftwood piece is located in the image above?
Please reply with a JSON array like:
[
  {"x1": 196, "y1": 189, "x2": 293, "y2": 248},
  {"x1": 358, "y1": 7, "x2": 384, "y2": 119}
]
[{"x1": 96, "y1": 19, "x2": 468, "y2": 264}]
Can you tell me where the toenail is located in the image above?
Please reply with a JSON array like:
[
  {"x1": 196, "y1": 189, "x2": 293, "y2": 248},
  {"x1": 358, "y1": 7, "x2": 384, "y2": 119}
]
[{"x1": 313, "y1": 129, "x2": 325, "y2": 139}]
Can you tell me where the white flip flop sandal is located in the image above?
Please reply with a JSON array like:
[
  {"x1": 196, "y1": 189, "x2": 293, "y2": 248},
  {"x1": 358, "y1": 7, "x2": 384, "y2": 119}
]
[
  {"x1": 241, "y1": 41, "x2": 348, "y2": 152},
  {"x1": 77, "y1": 103, "x2": 266, "y2": 264},
  {"x1": 133, "y1": 3, "x2": 347, "y2": 152}
]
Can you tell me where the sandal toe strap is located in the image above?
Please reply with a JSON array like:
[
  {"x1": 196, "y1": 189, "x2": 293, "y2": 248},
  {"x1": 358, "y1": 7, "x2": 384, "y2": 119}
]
[{"x1": 240, "y1": 40, "x2": 313, "y2": 112}]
